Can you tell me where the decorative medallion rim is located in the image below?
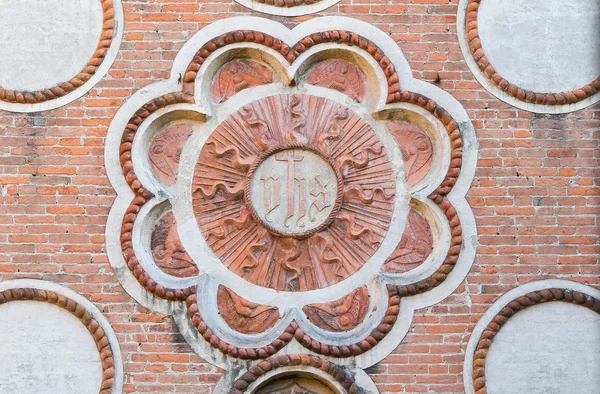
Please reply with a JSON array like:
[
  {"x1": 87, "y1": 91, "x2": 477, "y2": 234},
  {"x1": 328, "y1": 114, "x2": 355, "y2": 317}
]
[
  {"x1": 457, "y1": 0, "x2": 600, "y2": 113},
  {"x1": 463, "y1": 279, "x2": 600, "y2": 394}
]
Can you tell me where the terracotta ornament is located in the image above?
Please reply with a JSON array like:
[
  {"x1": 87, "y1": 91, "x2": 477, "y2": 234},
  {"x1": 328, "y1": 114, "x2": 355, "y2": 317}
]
[
  {"x1": 211, "y1": 59, "x2": 273, "y2": 103},
  {"x1": 149, "y1": 123, "x2": 194, "y2": 185},
  {"x1": 388, "y1": 122, "x2": 433, "y2": 187},
  {"x1": 106, "y1": 19, "x2": 476, "y2": 391},
  {"x1": 303, "y1": 286, "x2": 369, "y2": 332},
  {"x1": 217, "y1": 286, "x2": 280, "y2": 334},
  {"x1": 305, "y1": 59, "x2": 366, "y2": 102},
  {"x1": 193, "y1": 94, "x2": 394, "y2": 292},
  {"x1": 384, "y1": 209, "x2": 433, "y2": 273},
  {"x1": 151, "y1": 212, "x2": 198, "y2": 278}
]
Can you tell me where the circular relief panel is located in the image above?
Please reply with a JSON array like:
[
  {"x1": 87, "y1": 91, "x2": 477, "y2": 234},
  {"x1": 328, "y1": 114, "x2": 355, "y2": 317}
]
[
  {"x1": 233, "y1": 0, "x2": 341, "y2": 17},
  {"x1": 193, "y1": 94, "x2": 398, "y2": 292},
  {"x1": 0, "y1": 0, "x2": 123, "y2": 112},
  {"x1": 458, "y1": 0, "x2": 600, "y2": 112}
]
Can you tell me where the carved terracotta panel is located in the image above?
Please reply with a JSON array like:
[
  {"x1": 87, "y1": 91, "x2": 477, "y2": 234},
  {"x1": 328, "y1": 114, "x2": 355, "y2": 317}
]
[
  {"x1": 305, "y1": 59, "x2": 366, "y2": 102},
  {"x1": 149, "y1": 123, "x2": 194, "y2": 185},
  {"x1": 193, "y1": 94, "x2": 395, "y2": 292},
  {"x1": 388, "y1": 122, "x2": 433, "y2": 187},
  {"x1": 211, "y1": 59, "x2": 273, "y2": 103},
  {"x1": 257, "y1": 378, "x2": 336, "y2": 394},
  {"x1": 217, "y1": 286, "x2": 280, "y2": 334},
  {"x1": 303, "y1": 286, "x2": 369, "y2": 332},
  {"x1": 383, "y1": 209, "x2": 433, "y2": 274},
  {"x1": 151, "y1": 212, "x2": 199, "y2": 277}
]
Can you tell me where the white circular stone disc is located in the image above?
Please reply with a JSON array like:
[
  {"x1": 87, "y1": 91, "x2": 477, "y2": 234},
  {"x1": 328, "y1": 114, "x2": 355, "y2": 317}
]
[
  {"x1": 478, "y1": 0, "x2": 600, "y2": 94},
  {"x1": 0, "y1": 0, "x2": 103, "y2": 92},
  {"x1": 0, "y1": 300, "x2": 103, "y2": 394},
  {"x1": 485, "y1": 302, "x2": 600, "y2": 394}
]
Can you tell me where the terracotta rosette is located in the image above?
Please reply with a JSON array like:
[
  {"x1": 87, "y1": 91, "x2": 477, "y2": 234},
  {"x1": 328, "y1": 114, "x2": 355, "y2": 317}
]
[{"x1": 105, "y1": 17, "x2": 477, "y2": 391}]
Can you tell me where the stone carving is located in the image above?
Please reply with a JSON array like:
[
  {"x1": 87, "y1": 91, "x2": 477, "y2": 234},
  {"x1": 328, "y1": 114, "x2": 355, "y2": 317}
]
[
  {"x1": 211, "y1": 59, "x2": 273, "y2": 103},
  {"x1": 303, "y1": 286, "x2": 369, "y2": 332},
  {"x1": 148, "y1": 123, "x2": 194, "y2": 185},
  {"x1": 384, "y1": 209, "x2": 433, "y2": 273},
  {"x1": 150, "y1": 212, "x2": 198, "y2": 278},
  {"x1": 305, "y1": 59, "x2": 366, "y2": 102},
  {"x1": 217, "y1": 286, "x2": 280, "y2": 334},
  {"x1": 0, "y1": 0, "x2": 120, "y2": 108},
  {"x1": 193, "y1": 94, "x2": 394, "y2": 292},
  {"x1": 388, "y1": 122, "x2": 433, "y2": 187}
]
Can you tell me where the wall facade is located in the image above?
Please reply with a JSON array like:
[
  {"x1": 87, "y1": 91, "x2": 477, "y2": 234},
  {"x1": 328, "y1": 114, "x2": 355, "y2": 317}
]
[{"x1": 0, "y1": 0, "x2": 598, "y2": 393}]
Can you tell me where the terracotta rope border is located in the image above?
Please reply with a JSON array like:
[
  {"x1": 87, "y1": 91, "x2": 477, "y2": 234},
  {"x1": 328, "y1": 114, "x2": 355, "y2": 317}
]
[
  {"x1": 230, "y1": 354, "x2": 362, "y2": 394},
  {"x1": 0, "y1": 0, "x2": 115, "y2": 105},
  {"x1": 183, "y1": 30, "x2": 400, "y2": 103},
  {"x1": 0, "y1": 287, "x2": 116, "y2": 394},
  {"x1": 472, "y1": 288, "x2": 600, "y2": 394},
  {"x1": 466, "y1": 0, "x2": 600, "y2": 106},
  {"x1": 119, "y1": 92, "x2": 196, "y2": 301}
]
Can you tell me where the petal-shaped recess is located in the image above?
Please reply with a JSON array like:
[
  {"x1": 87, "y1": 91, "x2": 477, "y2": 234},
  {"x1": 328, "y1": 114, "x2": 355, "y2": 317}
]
[
  {"x1": 388, "y1": 121, "x2": 433, "y2": 187},
  {"x1": 383, "y1": 208, "x2": 433, "y2": 274},
  {"x1": 151, "y1": 212, "x2": 199, "y2": 278},
  {"x1": 302, "y1": 286, "x2": 369, "y2": 332},
  {"x1": 217, "y1": 286, "x2": 280, "y2": 335},
  {"x1": 149, "y1": 123, "x2": 194, "y2": 186},
  {"x1": 211, "y1": 59, "x2": 273, "y2": 103},
  {"x1": 304, "y1": 59, "x2": 366, "y2": 103}
]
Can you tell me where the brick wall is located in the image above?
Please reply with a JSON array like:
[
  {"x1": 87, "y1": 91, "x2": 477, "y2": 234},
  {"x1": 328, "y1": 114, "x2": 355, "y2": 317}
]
[{"x1": 0, "y1": 1, "x2": 598, "y2": 392}]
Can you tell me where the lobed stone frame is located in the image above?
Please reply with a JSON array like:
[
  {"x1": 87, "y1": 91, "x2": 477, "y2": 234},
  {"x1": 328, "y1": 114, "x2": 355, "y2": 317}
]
[
  {"x1": 456, "y1": 0, "x2": 600, "y2": 113},
  {"x1": 233, "y1": 0, "x2": 341, "y2": 17},
  {"x1": 0, "y1": 279, "x2": 124, "y2": 394},
  {"x1": 105, "y1": 16, "x2": 477, "y2": 390},
  {"x1": 464, "y1": 279, "x2": 600, "y2": 394},
  {"x1": 0, "y1": 0, "x2": 124, "y2": 113}
]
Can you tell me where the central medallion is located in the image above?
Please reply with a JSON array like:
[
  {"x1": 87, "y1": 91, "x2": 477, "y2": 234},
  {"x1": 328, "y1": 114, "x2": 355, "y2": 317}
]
[
  {"x1": 247, "y1": 147, "x2": 342, "y2": 238},
  {"x1": 193, "y1": 94, "x2": 398, "y2": 292}
]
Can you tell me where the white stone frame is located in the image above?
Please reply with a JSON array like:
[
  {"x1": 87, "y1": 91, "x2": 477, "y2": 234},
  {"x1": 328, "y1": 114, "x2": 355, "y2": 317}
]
[
  {"x1": 463, "y1": 279, "x2": 600, "y2": 394},
  {"x1": 234, "y1": 0, "x2": 341, "y2": 17},
  {"x1": 0, "y1": 279, "x2": 124, "y2": 394},
  {"x1": 104, "y1": 16, "x2": 478, "y2": 390},
  {"x1": 456, "y1": 0, "x2": 600, "y2": 114},
  {"x1": 0, "y1": 0, "x2": 124, "y2": 113}
]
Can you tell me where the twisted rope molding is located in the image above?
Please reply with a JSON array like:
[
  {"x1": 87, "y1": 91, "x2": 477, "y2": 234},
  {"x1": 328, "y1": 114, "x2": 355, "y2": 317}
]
[
  {"x1": 182, "y1": 30, "x2": 400, "y2": 103},
  {"x1": 466, "y1": 0, "x2": 600, "y2": 106},
  {"x1": 185, "y1": 285, "x2": 400, "y2": 360},
  {"x1": 0, "y1": 287, "x2": 116, "y2": 394},
  {"x1": 119, "y1": 92, "x2": 195, "y2": 301},
  {"x1": 0, "y1": 0, "x2": 115, "y2": 105},
  {"x1": 472, "y1": 288, "x2": 600, "y2": 394},
  {"x1": 229, "y1": 354, "x2": 361, "y2": 394}
]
